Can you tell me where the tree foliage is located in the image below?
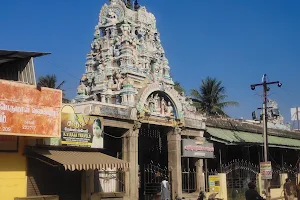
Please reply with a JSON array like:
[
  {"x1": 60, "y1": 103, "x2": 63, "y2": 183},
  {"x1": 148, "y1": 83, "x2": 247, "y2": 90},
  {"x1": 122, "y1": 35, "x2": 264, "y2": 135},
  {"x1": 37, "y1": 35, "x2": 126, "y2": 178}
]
[
  {"x1": 190, "y1": 76, "x2": 238, "y2": 116},
  {"x1": 37, "y1": 74, "x2": 69, "y2": 103},
  {"x1": 174, "y1": 81, "x2": 185, "y2": 95}
]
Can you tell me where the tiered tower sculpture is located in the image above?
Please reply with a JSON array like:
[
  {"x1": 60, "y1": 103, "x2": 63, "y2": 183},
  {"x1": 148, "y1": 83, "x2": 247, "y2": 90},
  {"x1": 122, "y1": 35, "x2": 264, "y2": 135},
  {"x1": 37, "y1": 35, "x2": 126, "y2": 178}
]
[
  {"x1": 74, "y1": 0, "x2": 203, "y2": 123},
  {"x1": 75, "y1": 0, "x2": 172, "y2": 106}
]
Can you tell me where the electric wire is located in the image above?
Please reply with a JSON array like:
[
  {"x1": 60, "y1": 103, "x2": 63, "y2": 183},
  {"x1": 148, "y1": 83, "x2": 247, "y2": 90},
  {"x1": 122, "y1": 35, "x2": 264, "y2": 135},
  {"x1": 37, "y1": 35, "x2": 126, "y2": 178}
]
[{"x1": 42, "y1": 58, "x2": 81, "y2": 80}]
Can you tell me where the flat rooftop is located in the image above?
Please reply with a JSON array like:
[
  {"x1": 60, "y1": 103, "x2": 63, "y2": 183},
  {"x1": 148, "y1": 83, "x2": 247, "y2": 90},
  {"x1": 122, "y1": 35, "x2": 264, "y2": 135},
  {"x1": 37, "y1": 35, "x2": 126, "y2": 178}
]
[{"x1": 0, "y1": 50, "x2": 50, "y2": 65}]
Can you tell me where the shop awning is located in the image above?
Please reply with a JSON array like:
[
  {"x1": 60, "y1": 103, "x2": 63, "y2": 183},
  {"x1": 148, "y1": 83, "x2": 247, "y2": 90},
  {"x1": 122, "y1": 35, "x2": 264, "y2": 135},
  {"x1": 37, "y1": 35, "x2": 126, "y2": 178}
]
[
  {"x1": 26, "y1": 148, "x2": 129, "y2": 171},
  {"x1": 206, "y1": 127, "x2": 300, "y2": 150}
]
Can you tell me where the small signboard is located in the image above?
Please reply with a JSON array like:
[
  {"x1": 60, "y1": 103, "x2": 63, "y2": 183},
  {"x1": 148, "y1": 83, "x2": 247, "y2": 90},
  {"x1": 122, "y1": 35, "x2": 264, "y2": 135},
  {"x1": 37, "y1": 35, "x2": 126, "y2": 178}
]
[
  {"x1": 209, "y1": 175, "x2": 220, "y2": 192},
  {"x1": 181, "y1": 139, "x2": 214, "y2": 158},
  {"x1": 260, "y1": 161, "x2": 272, "y2": 180},
  {"x1": 61, "y1": 113, "x2": 104, "y2": 148}
]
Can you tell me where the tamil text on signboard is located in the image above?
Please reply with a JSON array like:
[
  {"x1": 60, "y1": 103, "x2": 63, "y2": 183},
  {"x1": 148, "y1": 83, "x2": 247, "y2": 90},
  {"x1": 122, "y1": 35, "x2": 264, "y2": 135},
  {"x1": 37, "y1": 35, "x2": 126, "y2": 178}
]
[
  {"x1": 0, "y1": 79, "x2": 62, "y2": 137},
  {"x1": 260, "y1": 161, "x2": 272, "y2": 180},
  {"x1": 61, "y1": 113, "x2": 104, "y2": 148},
  {"x1": 181, "y1": 139, "x2": 214, "y2": 158}
]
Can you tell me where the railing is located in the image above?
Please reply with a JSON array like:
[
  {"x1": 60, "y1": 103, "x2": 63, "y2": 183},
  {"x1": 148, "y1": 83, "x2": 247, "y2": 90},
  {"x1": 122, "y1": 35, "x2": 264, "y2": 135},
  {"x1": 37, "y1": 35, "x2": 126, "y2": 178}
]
[
  {"x1": 182, "y1": 169, "x2": 197, "y2": 193},
  {"x1": 95, "y1": 170, "x2": 125, "y2": 193},
  {"x1": 144, "y1": 163, "x2": 169, "y2": 195},
  {"x1": 270, "y1": 170, "x2": 281, "y2": 188}
]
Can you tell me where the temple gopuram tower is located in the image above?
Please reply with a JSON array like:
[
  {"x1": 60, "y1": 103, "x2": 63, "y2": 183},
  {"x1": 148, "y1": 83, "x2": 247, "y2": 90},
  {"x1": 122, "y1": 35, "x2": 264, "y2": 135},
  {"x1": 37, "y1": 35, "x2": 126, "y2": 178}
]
[
  {"x1": 72, "y1": 1, "x2": 207, "y2": 199},
  {"x1": 75, "y1": 0, "x2": 173, "y2": 107}
]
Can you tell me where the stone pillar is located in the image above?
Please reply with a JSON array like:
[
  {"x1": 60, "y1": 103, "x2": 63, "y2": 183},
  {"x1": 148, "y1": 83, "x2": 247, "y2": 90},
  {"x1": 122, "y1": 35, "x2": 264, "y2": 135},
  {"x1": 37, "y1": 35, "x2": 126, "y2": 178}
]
[
  {"x1": 167, "y1": 128, "x2": 182, "y2": 198},
  {"x1": 195, "y1": 136, "x2": 205, "y2": 192},
  {"x1": 106, "y1": 96, "x2": 111, "y2": 104},
  {"x1": 101, "y1": 94, "x2": 105, "y2": 103},
  {"x1": 129, "y1": 94, "x2": 135, "y2": 105},
  {"x1": 122, "y1": 128, "x2": 139, "y2": 200},
  {"x1": 196, "y1": 159, "x2": 204, "y2": 192},
  {"x1": 122, "y1": 94, "x2": 128, "y2": 105}
]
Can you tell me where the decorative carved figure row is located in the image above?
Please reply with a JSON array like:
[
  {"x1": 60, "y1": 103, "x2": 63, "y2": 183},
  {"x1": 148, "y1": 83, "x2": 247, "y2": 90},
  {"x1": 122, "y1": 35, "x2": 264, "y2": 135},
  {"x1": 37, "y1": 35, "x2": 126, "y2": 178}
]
[{"x1": 144, "y1": 93, "x2": 174, "y2": 117}]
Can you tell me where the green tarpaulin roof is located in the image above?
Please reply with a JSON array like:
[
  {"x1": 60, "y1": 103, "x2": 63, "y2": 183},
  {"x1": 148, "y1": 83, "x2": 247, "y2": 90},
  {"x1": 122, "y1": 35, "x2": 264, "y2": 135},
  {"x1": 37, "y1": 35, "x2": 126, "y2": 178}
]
[{"x1": 206, "y1": 127, "x2": 300, "y2": 150}]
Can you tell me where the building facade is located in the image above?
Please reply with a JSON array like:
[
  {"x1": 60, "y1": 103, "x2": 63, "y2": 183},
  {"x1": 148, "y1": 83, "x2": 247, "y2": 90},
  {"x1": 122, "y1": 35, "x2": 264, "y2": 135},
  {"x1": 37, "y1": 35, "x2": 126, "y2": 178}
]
[
  {"x1": 71, "y1": 0, "x2": 208, "y2": 199},
  {"x1": 0, "y1": 50, "x2": 59, "y2": 200}
]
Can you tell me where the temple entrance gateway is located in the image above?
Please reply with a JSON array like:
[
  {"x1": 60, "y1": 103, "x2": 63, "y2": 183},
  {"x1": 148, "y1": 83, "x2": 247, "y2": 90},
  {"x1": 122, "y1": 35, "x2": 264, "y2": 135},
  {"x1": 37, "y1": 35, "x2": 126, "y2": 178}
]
[
  {"x1": 70, "y1": 0, "x2": 206, "y2": 199},
  {"x1": 138, "y1": 124, "x2": 171, "y2": 200}
]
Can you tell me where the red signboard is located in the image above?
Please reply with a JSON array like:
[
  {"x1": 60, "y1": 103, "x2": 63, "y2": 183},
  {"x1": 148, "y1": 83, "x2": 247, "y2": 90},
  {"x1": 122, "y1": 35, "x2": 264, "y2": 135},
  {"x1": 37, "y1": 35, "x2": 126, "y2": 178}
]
[
  {"x1": 0, "y1": 79, "x2": 62, "y2": 137},
  {"x1": 260, "y1": 161, "x2": 272, "y2": 180}
]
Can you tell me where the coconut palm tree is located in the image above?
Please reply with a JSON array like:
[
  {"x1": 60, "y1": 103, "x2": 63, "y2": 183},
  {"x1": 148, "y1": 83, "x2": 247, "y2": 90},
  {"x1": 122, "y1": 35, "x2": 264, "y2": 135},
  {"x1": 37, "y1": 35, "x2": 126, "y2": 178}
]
[
  {"x1": 174, "y1": 81, "x2": 185, "y2": 95},
  {"x1": 37, "y1": 74, "x2": 69, "y2": 103},
  {"x1": 190, "y1": 76, "x2": 238, "y2": 116}
]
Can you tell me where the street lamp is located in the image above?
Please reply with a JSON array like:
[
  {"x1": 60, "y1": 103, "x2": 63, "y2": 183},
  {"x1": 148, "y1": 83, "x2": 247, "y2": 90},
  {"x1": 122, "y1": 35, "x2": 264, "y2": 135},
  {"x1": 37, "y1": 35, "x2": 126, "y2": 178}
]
[{"x1": 250, "y1": 74, "x2": 282, "y2": 200}]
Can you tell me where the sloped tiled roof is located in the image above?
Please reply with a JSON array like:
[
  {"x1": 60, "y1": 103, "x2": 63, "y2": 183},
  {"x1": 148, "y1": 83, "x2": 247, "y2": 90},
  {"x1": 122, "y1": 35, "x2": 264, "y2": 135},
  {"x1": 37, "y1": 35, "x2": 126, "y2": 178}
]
[{"x1": 205, "y1": 117, "x2": 300, "y2": 140}]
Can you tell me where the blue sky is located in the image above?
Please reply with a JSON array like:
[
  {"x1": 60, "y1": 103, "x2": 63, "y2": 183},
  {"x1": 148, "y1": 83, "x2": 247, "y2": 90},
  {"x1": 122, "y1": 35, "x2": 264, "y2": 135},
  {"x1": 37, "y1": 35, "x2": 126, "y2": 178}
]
[{"x1": 1, "y1": 0, "x2": 300, "y2": 125}]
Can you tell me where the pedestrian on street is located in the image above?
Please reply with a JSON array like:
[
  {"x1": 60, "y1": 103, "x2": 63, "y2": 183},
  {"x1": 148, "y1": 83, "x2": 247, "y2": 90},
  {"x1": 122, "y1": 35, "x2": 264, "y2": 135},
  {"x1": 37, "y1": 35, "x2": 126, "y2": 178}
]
[
  {"x1": 245, "y1": 182, "x2": 264, "y2": 200},
  {"x1": 160, "y1": 177, "x2": 170, "y2": 200},
  {"x1": 295, "y1": 182, "x2": 300, "y2": 200},
  {"x1": 284, "y1": 178, "x2": 294, "y2": 200},
  {"x1": 197, "y1": 191, "x2": 205, "y2": 200}
]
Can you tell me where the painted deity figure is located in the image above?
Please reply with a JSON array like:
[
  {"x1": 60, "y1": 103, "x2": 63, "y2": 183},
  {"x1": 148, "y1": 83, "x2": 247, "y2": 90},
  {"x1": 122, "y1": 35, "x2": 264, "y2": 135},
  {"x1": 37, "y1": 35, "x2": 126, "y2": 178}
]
[
  {"x1": 94, "y1": 26, "x2": 100, "y2": 39},
  {"x1": 143, "y1": 102, "x2": 150, "y2": 113},
  {"x1": 106, "y1": 9, "x2": 118, "y2": 25},
  {"x1": 166, "y1": 102, "x2": 174, "y2": 117},
  {"x1": 114, "y1": 71, "x2": 124, "y2": 91},
  {"x1": 154, "y1": 94, "x2": 160, "y2": 113},
  {"x1": 77, "y1": 81, "x2": 87, "y2": 95},
  {"x1": 161, "y1": 98, "x2": 166, "y2": 115},
  {"x1": 147, "y1": 94, "x2": 155, "y2": 113},
  {"x1": 107, "y1": 76, "x2": 114, "y2": 89}
]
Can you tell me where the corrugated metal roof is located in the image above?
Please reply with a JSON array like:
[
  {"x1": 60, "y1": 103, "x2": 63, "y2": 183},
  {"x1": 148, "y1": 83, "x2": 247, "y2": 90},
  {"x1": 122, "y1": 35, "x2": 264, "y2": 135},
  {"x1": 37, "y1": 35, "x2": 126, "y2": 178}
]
[
  {"x1": 0, "y1": 50, "x2": 50, "y2": 65},
  {"x1": 207, "y1": 127, "x2": 300, "y2": 149},
  {"x1": 31, "y1": 149, "x2": 129, "y2": 171},
  {"x1": 206, "y1": 118, "x2": 300, "y2": 140}
]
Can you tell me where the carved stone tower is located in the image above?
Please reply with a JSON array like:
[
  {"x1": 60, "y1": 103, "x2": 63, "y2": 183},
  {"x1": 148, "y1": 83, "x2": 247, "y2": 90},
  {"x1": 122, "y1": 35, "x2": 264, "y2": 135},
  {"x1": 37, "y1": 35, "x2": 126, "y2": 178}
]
[
  {"x1": 75, "y1": 0, "x2": 173, "y2": 103},
  {"x1": 74, "y1": 0, "x2": 203, "y2": 125}
]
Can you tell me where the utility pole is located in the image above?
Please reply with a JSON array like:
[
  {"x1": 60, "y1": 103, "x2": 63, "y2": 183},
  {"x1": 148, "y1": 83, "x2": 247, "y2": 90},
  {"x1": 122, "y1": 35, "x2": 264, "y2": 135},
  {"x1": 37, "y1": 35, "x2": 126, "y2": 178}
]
[{"x1": 250, "y1": 74, "x2": 282, "y2": 200}]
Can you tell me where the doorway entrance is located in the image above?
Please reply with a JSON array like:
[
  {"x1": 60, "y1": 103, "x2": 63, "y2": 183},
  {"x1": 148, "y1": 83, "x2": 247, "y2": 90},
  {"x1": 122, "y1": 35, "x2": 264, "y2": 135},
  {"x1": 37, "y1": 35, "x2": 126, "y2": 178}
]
[{"x1": 138, "y1": 124, "x2": 170, "y2": 200}]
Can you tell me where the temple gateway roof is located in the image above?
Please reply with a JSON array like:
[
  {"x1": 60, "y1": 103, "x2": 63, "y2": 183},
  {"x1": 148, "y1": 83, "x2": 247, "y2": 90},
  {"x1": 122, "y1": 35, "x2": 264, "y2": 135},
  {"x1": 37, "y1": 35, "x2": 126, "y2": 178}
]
[{"x1": 73, "y1": 0, "x2": 204, "y2": 126}]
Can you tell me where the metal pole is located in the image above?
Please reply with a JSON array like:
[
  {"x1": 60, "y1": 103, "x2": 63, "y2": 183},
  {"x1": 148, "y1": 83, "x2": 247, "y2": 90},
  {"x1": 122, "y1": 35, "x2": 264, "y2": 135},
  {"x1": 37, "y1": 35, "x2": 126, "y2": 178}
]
[
  {"x1": 297, "y1": 107, "x2": 300, "y2": 130},
  {"x1": 205, "y1": 159, "x2": 208, "y2": 192},
  {"x1": 263, "y1": 78, "x2": 270, "y2": 200},
  {"x1": 219, "y1": 149, "x2": 222, "y2": 172},
  {"x1": 251, "y1": 74, "x2": 281, "y2": 200},
  {"x1": 187, "y1": 157, "x2": 190, "y2": 193},
  {"x1": 263, "y1": 88, "x2": 268, "y2": 162}
]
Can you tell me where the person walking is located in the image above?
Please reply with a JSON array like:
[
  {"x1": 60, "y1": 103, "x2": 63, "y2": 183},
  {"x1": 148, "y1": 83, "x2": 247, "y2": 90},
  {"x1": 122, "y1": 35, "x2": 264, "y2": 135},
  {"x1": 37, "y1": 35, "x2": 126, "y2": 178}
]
[
  {"x1": 295, "y1": 181, "x2": 300, "y2": 200},
  {"x1": 245, "y1": 182, "x2": 264, "y2": 200},
  {"x1": 160, "y1": 177, "x2": 171, "y2": 200},
  {"x1": 284, "y1": 178, "x2": 294, "y2": 200}
]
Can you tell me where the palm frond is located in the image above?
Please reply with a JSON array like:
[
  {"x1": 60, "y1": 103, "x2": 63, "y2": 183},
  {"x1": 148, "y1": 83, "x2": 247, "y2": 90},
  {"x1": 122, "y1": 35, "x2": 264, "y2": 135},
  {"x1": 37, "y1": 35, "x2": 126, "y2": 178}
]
[
  {"x1": 190, "y1": 76, "x2": 238, "y2": 117},
  {"x1": 37, "y1": 74, "x2": 66, "y2": 98},
  {"x1": 190, "y1": 89, "x2": 202, "y2": 100}
]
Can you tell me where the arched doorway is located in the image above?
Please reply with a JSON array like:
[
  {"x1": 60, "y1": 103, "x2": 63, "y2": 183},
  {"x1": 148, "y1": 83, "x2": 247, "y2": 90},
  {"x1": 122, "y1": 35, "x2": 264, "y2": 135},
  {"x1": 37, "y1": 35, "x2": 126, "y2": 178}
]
[{"x1": 137, "y1": 90, "x2": 178, "y2": 200}]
